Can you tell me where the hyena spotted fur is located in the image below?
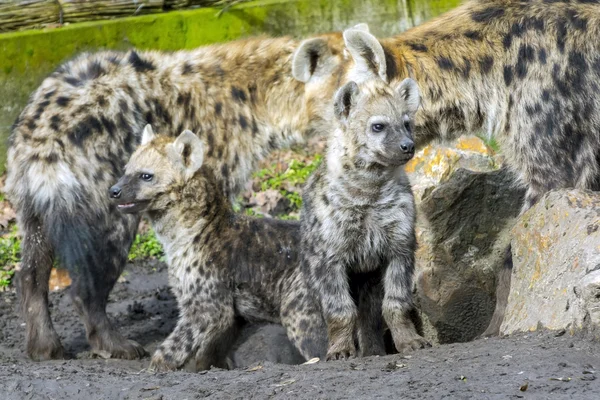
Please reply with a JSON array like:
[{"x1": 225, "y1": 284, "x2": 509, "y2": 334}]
[
  {"x1": 339, "y1": 0, "x2": 600, "y2": 336},
  {"x1": 4, "y1": 32, "x2": 348, "y2": 361},
  {"x1": 300, "y1": 77, "x2": 428, "y2": 360},
  {"x1": 110, "y1": 126, "x2": 327, "y2": 371}
]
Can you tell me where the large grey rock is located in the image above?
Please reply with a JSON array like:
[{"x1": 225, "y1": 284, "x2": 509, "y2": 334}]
[
  {"x1": 404, "y1": 137, "x2": 524, "y2": 344},
  {"x1": 500, "y1": 189, "x2": 600, "y2": 339},
  {"x1": 414, "y1": 168, "x2": 524, "y2": 344}
]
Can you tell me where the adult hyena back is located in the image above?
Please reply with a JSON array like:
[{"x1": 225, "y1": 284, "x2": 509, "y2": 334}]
[
  {"x1": 4, "y1": 34, "x2": 346, "y2": 361},
  {"x1": 341, "y1": 0, "x2": 600, "y2": 336}
]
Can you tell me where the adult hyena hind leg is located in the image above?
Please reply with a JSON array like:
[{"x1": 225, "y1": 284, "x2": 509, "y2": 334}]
[
  {"x1": 281, "y1": 288, "x2": 328, "y2": 361},
  {"x1": 480, "y1": 187, "x2": 541, "y2": 338},
  {"x1": 17, "y1": 214, "x2": 64, "y2": 361},
  {"x1": 70, "y1": 212, "x2": 146, "y2": 359},
  {"x1": 351, "y1": 271, "x2": 386, "y2": 357}
]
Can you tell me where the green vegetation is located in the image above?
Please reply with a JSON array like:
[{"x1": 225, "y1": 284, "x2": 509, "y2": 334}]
[
  {"x1": 0, "y1": 225, "x2": 20, "y2": 289},
  {"x1": 128, "y1": 228, "x2": 164, "y2": 262},
  {"x1": 477, "y1": 132, "x2": 500, "y2": 153},
  {"x1": 254, "y1": 154, "x2": 322, "y2": 213}
]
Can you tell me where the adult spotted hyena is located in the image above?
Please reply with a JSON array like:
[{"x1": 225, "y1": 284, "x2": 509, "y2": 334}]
[
  {"x1": 4, "y1": 32, "x2": 348, "y2": 361},
  {"x1": 338, "y1": 0, "x2": 600, "y2": 336},
  {"x1": 301, "y1": 77, "x2": 428, "y2": 360},
  {"x1": 109, "y1": 126, "x2": 327, "y2": 371}
]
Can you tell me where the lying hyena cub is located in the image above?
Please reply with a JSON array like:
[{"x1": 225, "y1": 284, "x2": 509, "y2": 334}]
[
  {"x1": 301, "y1": 77, "x2": 429, "y2": 360},
  {"x1": 110, "y1": 125, "x2": 327, "y2": 371}
]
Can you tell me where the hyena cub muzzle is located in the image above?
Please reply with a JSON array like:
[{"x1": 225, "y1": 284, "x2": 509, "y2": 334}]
[
  {"x1": 301, "y1": 75, "x2": 429, "y2": 360},
  {"x1": 110, "y1": 125, "x2": 327, "y2": 371}
]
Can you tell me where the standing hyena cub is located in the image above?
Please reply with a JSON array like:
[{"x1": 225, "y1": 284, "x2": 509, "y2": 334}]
[
  {"x1": 301, "y1": 77, "x2": 429, "y2": 360},
  {"x1": 109, "y1": 125, "x2": 327, "y2": 371}
]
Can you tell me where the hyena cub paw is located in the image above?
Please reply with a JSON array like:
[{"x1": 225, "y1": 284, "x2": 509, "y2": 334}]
[
  {"x1": 89, "y1": 330, "x2": 147, "y2": 360},
  {"x1": 392, "y1": 330, "x2": 430, "y2": 354},
  {"x1": 326, "y1": 337, "x2": 357, "y2": 361},
  {"x1": 148, "y1": 352, "x2": 178, "y2": 372}
]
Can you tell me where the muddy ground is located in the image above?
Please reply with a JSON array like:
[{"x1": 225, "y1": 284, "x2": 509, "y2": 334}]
[{"x1": 1, "y1": 262, "x2": 599, "y2": 400}]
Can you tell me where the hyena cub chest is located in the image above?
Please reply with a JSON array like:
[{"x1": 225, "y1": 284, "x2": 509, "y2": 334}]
[{"x1": 324, "y1": 175, "x2": 415, "y2": 271}]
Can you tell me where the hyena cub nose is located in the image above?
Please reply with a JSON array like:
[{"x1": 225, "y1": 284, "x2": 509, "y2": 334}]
[
  {"x1": 400, "y1": 138, "x2": 415, "y2": 154},
  {"x1": 109, "y1": 186, "x2": 122, "y2": 199}
]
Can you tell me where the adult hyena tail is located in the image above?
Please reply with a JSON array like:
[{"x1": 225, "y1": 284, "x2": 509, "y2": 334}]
[{"x1": 4, "y1": 54, "x2": 148, "y2": 360}]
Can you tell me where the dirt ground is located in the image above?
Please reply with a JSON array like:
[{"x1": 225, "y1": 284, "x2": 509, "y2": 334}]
[{"x1": 1, "y1": 262, "x2": 599, "y2": 400}]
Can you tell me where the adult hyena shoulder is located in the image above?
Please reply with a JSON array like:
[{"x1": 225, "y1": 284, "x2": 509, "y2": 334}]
[
  {"x1": 110, "y1": 126, "x2": 327, "y2": 371},
  {"x1": 340, "y1": 0, "x2": 600, "y2": 336},
  {"x1": 4, "y1": 33, "x2": 347, "y2": 361},
  {"x1": 301, "y1": 77, "x2": 428, "y2": 360}
]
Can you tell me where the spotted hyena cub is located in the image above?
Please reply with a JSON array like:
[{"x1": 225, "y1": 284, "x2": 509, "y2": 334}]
[
  {"x1": 109, "y1": 125, "x2": 327, "y2": 371},
  {"x1": 301, "y1": 77, "x2": 429, "y2": 360}
]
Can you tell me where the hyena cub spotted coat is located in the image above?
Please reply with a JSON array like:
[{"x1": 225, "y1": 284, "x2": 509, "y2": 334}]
[
  {"x1": 5, "y1": 32, "x2": 346, "y2": 361},
  {"x1": 110, "y1": 126, "x2": 327, "y2": 371},
  {"x1": 301, "y1": 77, "x2": 428, "y2": 360},
  {"x1": 340, "y1": 0, "x2": 600, "y2": 336}
]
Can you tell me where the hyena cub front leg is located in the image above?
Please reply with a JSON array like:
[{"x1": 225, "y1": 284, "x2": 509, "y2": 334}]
[
  {"x1": 383, "y1": 256, "x2": 428, "y2": 353},
  {"x1": 150, "y1": 294, "x2": 236, "y2": 372},
  {"x1": 305, "y1": 254, "x2": 358, "y2": 360}
]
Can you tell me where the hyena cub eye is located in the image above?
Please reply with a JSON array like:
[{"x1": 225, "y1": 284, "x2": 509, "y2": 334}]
[
  {"x1": 140, "y1": 173, "x2": 153, "y2": 182},
  {"x1": 371, "y1": 123, "x2": 385, "y2": 133}
]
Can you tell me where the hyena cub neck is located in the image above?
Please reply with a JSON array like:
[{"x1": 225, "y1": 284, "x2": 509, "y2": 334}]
[
  {"x1": 301, "y1": 77, "x2": 428, "y2": 360},
  {"x1": 110, "y1": 126, "x2": 327, "y2": 371}
]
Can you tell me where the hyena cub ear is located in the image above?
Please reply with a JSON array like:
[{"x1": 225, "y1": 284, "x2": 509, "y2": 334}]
[
  {"x1": 141, "y1": 124, "x2": 156, "y2": 145},
  {"x1": 343, "y1": 28, "x2": 387, "y2": 82},
  {"x1": 167, "y1": 130, "x2": 205, "y2": 179},
  {"x1": 334, "y1": 81, "x2": 360, "y2": 121},
  {"x1": 396, "y1": 78, "x2": 421, "y2": 115},
  {"x1": 292, "y1": 37, "x2": 337, "y2": 83}
]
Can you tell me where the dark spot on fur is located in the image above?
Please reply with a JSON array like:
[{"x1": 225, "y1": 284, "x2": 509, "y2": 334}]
[
  {"x1": 542, "y1": 89, "x2": 551, "y2": 102},
  {"x1": 100, "y1": 116, "x2": 116, "y2": 137},
  {"x1": 215, "y1": 102, "x2": 222, "y2": 116},
  {"x1": 503, "y1": 66, "x2": 513, "y2": 86},
  {"x1": 383, "y1": 45, "x2": 399, "y2": 81},
  {"x1": 119, "y1": 99, "x2": 129, "y2": 113},
  {"x1": 556, "y1": 18, "x2": 567, "y2": 53},
  {"x1": 251, "y1": 118, "x2": 259, "y2": 137},
  {"x1": 538, "y1": 48, "x2": 547, "y2": 64},
  {"x1": 79, "y1": 61, "x2": 106, "y2": 82},
  {"x1": 239, "y1": 115, "x2": 248, "y2": 130},
  {"x1": 64, "y1": 76, "x2": 82, "y2": 87},
  {"x1": 97, "y1": 96, "x2": 107, "y2": 107},
  {"x1": 153, "y1": 99, "x2": 172, "y2": 126},
  {"x1": 221, "y1": 164, "x2": 229, "y2": 181},
  {"x1": 182, "y1": 62, "x2": 194, "y2": 75},
  {"x1": 479, "y1": 56, "x2": 494, "y2": 74},
  {"x1": 206, "y1": 132, "x2": 215, "y2": 157},
  {"x1": 471, "y1": 6, "x2": 505, "y2": 23},
  {"x1": 128, "y1": 51, "x2": 155, "y2": 72},
  {"x1": 407, "y1": 42, "x2": 427, "y2": 52},
  {"x1": 464, "y1": 30, "x2": 482, "y2": 41},
  {"x1": 436, "y1": 57, "x2": 455, "y2": 71},
  {"x1": 462, "y1": 59, "x2": 472, "y2": 78},
  {"x1": 502, "y1": 34, "x2": 513, "y2": 50},
  {"x1": 45, "y1": 153, "x2": 59, "y2": 164},
  {"x1": 231, "y1": 87, "x2": 247, "y2": 103},
  {"x1": 525, "y1": 103, "x2": 542, "y2": 116},
  {"x1": 50, "y1": 115, "x2": 61, "y2": 131},
  {"x1": 69, "y1": 116, "x2": 101, "y2": 147},
  {"x1": 26, "y1": 120, "x2": 36, "y2": 131},
  {"x1": 56, "y1": 96, "x2": 70, "y2": 107},
  {"x1": 567, "y1": 9, "x2": 588, "y2": 31}
]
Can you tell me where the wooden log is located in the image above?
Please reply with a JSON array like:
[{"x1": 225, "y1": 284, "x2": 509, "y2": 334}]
[
  {"x1": 0, "y1": 0, "x2": 60, "y2": 32},
  {"x1": 59, "y1": 0, "x2": 164, "y2": 23}
]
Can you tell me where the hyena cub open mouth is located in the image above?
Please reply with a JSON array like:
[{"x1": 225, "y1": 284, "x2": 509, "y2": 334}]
[
  {"x1": 300, "y1": 74, "x2": 429, "y2": 360},
  {"x1": 110, "y1": 125, "x2": 327, "y2": 371}
]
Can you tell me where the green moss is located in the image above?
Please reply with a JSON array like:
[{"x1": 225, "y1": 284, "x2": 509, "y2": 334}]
[
  {"x1": 0, "y1": 226, "x2": 20, "y2": 289},
  {"x1": 128, "y1": 228, "x2": 164, "y2": 262}
]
